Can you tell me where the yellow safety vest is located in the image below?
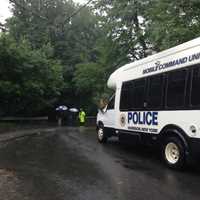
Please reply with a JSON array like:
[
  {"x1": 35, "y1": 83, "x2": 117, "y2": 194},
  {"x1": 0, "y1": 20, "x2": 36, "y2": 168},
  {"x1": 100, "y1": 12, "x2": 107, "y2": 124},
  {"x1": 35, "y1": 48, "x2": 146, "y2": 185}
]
[{"x1": 79, "y1": 111, "x2": 86, "y2": 123}]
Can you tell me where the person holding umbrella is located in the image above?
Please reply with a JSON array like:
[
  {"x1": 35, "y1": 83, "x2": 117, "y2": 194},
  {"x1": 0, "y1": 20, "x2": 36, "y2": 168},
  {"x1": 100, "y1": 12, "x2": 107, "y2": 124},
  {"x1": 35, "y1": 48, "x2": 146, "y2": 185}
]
[
  {"x1": 69, "y1": 108, "x2": 79, "y2": 126},
  {"x1": 56, "y1": 105, "x2": 68, "y2": 126},
  {"x1": 78, "y1": 108, "x2": 86, "y2": 126}
]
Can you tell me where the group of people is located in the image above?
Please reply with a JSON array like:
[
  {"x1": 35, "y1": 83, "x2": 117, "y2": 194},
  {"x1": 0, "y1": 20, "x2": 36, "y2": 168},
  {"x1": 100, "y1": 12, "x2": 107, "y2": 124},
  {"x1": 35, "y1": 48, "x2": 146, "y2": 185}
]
[{"x1": 56, "y1": 107, "x2": 86, "y2": 126}]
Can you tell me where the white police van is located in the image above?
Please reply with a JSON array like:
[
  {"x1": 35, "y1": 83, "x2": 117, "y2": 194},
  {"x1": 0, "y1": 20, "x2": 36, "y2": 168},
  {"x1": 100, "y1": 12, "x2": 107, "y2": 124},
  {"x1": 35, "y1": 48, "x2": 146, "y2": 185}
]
[{"x1": 96, "y1": 37, "x2": 200, "y2": 168}]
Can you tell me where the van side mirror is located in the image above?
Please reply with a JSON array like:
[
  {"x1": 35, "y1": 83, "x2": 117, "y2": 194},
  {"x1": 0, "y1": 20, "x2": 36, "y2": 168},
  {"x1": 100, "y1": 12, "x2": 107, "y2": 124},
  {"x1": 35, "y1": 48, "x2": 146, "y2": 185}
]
[
  {"x1": 100, "y1": 105, "x2": 108, "y2": 113},
  {"x1": 98, "y1": 98, "x2": 108, "y2": 112}
]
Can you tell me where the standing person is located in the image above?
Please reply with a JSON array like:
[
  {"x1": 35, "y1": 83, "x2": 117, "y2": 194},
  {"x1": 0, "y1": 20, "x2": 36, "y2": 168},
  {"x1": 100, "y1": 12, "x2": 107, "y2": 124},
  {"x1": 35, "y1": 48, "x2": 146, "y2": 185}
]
[{"x1": 79, "y1": 108, "x2": 86, "y2": 126}]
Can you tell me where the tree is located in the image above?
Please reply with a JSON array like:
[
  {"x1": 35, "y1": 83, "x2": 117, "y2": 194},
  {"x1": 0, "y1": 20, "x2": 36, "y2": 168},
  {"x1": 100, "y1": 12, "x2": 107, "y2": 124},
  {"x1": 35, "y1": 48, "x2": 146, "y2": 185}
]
[
  {"x1": 4, "y1": 0, "x2": 200, "y2": 116},
  {"x1": 146, "y1": 0, "x2": 200, "y2": 51},
  {"x1": 8, "y1": 0, "x2": 76, "y2": 48},
  {"x1": 94, "y1": 0, "x2": 150, "y2": 60},
  {"x1": 7, "y1": 0, "x2": 103, "y2": 113},
  {"x1": 73, "y1": 35, "x2": 127, "y2": 111},
  {"x1": 0, "y1": 34, "x2": 64, "y2": 116}
]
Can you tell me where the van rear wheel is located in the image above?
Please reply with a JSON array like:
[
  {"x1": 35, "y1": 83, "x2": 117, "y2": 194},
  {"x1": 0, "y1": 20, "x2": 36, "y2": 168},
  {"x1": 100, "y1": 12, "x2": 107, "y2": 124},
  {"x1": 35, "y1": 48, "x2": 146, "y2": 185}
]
[
  {"x1": 97, "y1": 125, "x2": 107, "y2": 143},
  {"x1": 162, "y1": 136, "x2": 186, "y2": 169}
]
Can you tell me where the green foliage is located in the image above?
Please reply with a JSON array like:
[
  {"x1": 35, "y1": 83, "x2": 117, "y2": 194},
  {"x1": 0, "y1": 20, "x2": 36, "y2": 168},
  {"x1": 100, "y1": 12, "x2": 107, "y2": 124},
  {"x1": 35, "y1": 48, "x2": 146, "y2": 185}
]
[
  {"x1": 94, "y1": 0, "x2": 150, "y2": 60},
  {"x1": 146, "y1": 0, "x2": 200, "y2": 51},
  {"x1": 2, "y1": 0, "x2": 200, "y2": 116},
  {"x1": 73, "y1": 62, "x2": 104, "y2": 112},
  {"x1": 74, "y1": 63, "x2": 102, "y2": 93},
  {"x1": 0, "y1": 34, "x2": 64, "y2": 116},
  {"x1": 7, "y1": 0, "x2": 102, "y2": 115}
]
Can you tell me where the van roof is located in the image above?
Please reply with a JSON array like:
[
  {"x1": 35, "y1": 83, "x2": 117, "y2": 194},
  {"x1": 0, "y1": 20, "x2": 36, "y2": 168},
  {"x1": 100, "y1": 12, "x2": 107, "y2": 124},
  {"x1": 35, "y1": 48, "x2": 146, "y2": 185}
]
[{"x1": 107, "y1": 37, "x2": 200, "y2": 89}]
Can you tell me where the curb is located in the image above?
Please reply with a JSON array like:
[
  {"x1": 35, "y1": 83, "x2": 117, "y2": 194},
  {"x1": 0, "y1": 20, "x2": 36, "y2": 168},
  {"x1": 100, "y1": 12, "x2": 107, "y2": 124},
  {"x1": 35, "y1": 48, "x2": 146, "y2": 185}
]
[{"x1": 0, "y1": 128, "x2": 57, "y2": 143}]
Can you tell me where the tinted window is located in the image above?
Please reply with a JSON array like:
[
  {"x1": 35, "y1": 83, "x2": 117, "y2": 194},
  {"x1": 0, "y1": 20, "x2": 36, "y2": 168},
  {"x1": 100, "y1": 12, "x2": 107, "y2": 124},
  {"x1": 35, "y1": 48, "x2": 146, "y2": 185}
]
[
  {"x1": 120, "y1": 81, "x2": 133, "y2": 110},
  {"x1": 132, "y1": 79, "x2": 146, "y2": 109},
  {"x1": 166, "y1": 70, "x2": 187, "y2": 108},
  {"x1": 191, "y1": 67, "x2": 200, "y2": 106},
  {"x1": 147, "y1": 75, "x2": 163, "y2": 109},
  {"x1": 107, "y1": 95, "x2": 115, "y2": 110}
]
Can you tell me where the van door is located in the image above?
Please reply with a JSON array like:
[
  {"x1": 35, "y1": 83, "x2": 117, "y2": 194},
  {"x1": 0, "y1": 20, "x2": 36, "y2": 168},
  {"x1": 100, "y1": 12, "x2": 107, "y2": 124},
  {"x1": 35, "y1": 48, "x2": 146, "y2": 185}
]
[{"x1": 103, "y1": 95, "x2": 116, "y2": 128}]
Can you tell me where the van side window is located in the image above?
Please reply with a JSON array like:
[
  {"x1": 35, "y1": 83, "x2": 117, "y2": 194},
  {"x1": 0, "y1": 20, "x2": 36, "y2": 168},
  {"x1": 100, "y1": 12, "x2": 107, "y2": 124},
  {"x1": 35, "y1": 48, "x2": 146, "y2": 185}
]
[
  {"x1": 120, "y1": 79, "x2": 146, "y2": 110},
  {"x1": 120, "y1": 81, "x2": 133, "y2": 110},
  {"x1": 132, "y1": 79, "x2": 146, "y2": 109},
  {"x1": 166, "y1": 70, "x2": 187, "y2": 108},
  {"x1": 107, "y1": 95, "x2": 115, "y2": 110},
  {"x1": 191, "y1": 66, "x2": 200, "y2": 106},
  {"x1": 147, "y1": 75, "x2": 163, "y2": 109}
]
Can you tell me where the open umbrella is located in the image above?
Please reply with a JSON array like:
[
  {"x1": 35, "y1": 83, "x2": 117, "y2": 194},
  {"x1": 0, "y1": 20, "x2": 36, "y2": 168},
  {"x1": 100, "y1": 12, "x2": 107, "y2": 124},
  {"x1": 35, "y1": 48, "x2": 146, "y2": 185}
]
[
  {"x1": 69, "y1": 108, "x2": 79, "y2": 113},
  {"x1": 56, "y1": 105, "x2": 68, "y2": 111}
]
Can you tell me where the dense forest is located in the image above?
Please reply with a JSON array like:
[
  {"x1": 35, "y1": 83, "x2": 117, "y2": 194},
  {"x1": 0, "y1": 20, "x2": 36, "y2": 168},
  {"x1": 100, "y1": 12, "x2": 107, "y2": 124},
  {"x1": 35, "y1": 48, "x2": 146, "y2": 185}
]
[{"x1": 1, "y1": 0, "x2": 200, "y2": 117}]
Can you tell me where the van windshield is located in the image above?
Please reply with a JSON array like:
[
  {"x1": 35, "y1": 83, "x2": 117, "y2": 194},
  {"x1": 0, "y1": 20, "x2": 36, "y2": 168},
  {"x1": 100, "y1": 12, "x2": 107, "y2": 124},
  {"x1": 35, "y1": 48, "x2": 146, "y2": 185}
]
[{"x1": 107, "y1": 94, "x2": 115, "y2": 110}]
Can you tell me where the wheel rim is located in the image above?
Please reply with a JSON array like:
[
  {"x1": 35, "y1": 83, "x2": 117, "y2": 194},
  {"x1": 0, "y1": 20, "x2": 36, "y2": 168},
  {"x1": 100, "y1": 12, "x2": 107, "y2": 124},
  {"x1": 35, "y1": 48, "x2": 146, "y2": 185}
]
[
  {"x1": 98, "y1": 128, "x2": 104, "y2": 141},
  {"x1": 165, "y1": 142, "x2": 180, "y2": 164}
]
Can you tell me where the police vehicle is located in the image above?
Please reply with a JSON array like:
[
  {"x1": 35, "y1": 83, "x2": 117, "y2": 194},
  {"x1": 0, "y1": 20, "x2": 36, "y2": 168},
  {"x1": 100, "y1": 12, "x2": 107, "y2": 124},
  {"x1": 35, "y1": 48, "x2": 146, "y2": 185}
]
[{"x1": 96, "y1": 37, "x2": 200, "y2": 168}]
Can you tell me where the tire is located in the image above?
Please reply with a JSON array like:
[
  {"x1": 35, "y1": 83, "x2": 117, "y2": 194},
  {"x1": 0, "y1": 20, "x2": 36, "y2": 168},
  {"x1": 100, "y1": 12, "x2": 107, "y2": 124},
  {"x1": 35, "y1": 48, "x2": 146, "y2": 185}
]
[
  {"x1": 162, "y1": 136, "x2": 186, "y2": 169},
  {"x1": 97, "y1": 125, "x2": 107, "y2": 143}
]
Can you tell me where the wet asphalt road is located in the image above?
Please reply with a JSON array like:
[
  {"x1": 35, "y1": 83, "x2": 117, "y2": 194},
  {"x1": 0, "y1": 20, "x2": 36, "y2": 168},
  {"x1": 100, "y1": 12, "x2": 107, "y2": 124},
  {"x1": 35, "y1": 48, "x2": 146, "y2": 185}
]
[{"x1": 0, "y1": 127, "x2": 200, "y2": 200}]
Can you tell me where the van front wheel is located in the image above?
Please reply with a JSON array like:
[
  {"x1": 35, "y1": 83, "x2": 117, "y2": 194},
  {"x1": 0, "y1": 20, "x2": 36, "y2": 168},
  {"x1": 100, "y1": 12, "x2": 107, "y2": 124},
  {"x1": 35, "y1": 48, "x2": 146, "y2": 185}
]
[
  {"x1": 97, "y1": 125, "x2": 107, "y2": 143},
  {"x1": 162, "y1": 136, "x2": 186, "y2": 169}
]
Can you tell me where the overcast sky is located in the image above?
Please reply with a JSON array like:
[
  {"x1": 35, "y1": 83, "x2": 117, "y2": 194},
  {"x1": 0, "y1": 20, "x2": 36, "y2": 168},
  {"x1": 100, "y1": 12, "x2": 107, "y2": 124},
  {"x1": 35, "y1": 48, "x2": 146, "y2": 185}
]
[{"x1": 0, "y1": 0, "x2": 88, "y2": 23}]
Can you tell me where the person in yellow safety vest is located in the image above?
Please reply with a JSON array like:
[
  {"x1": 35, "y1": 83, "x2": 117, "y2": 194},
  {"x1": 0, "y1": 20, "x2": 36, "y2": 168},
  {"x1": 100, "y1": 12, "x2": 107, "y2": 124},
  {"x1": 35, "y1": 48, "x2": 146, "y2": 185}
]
[{"x1": 79, "y1": 108, "x2": 86, "y2": 126}]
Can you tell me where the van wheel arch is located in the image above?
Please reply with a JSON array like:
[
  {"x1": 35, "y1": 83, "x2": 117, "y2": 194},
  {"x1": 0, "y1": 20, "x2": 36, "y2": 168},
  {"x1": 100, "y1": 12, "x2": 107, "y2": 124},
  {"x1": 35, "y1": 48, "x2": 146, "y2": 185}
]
[
  {"x1": 97, "y1": 121, "x2": 104, "y2": 130},
  {"x1": 98, "y1": 121, "x2": 104, "y2": 126},
  {"x1": 159, "y1": 125, "x2": 190, "y2": 168},
  {"x1": 159, "y1": 124, "x2": 189, "y2": 150},
  {"x1": 96, "y1": 121, "x2": 107, "y2": 143}
]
